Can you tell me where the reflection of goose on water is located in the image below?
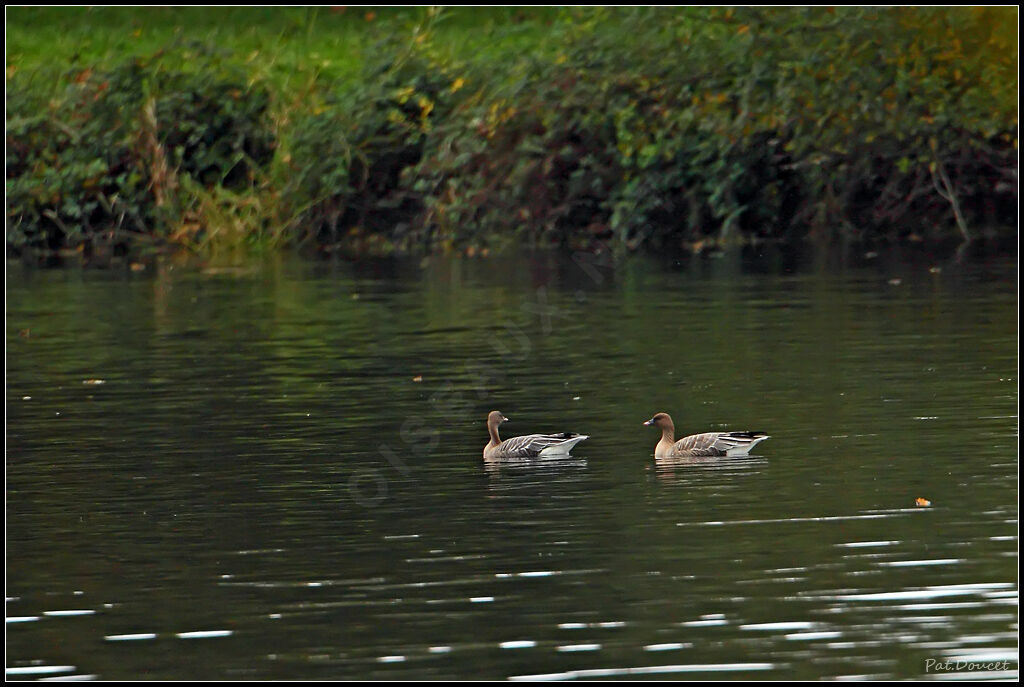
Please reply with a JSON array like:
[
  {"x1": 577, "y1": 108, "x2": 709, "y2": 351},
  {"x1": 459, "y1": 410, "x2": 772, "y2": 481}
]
[
  {"x1": 643, "y1": 412, "x2": 769, "y2": 458},
  {"x1": 483, "y1": 456, "x2": 589, "y2": 484},
  {"x1": 483, "y1": 410, "x2": 589, "y2": 460}
]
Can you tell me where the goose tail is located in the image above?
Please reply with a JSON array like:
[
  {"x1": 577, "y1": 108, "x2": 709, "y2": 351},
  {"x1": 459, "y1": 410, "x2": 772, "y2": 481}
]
[
  {"x1": 724, "y1": 432, "x2": 770, "y2": 456},
  {"x1": 538, "y1": 434, "x2": 589, "y2": 457}
]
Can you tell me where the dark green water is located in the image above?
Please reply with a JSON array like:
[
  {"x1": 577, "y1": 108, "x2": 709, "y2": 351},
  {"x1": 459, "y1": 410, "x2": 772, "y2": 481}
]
[{"x1": 6, "y1": 245, "x2": 1018, "y2": 680}]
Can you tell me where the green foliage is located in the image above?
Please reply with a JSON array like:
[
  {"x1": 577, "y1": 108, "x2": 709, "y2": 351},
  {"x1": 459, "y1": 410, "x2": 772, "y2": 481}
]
[
  {"x1": 6, "y1": 7, "x2": 1017, "y2": 258},
  {"x1": 281, "y1": 10, "x2": 467, "y2": 251},
  {"x1": 357, "y1": 6, "x2": 1016, "y2": 253},
  {"x1": 7, "y1": 47, "x2": 275, "y2": 254},
  {"x1": 155, "y1": 65, "x2": 275, "y2": 187},
  {"x1": 7, "y1": 69, "x2": 150, "y2": 252}
]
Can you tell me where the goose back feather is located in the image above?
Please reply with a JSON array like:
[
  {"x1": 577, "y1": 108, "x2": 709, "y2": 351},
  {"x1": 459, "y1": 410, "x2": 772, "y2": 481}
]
[{"x1": 671, "y1": 430, "x2": 770, "y2": 457}]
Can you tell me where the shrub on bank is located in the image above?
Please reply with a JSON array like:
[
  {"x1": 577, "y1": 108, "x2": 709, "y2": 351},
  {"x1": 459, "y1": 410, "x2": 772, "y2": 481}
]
[
  {"x1": 7, "y1": 47, "x2": 274, "y2": 255},
  {"x1": 282, "y1": 32, "x2": 461, "y2": 252},
  {"x1": 286, "y1": 7, "x2": 1016, "y2": 254},
  {"x1": 7, "y1": 7, "x2": 1017, "y2": 258},
  {"x1": 412, "y1": 7, "x2": 1017, "y2": 250}
]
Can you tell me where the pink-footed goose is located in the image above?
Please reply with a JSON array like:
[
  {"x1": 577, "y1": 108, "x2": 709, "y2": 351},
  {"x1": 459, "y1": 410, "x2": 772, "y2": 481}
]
[
  {"x1": 644, "y1": 412, "x2": 769, "y2": 458},
  {"x1": 483, "y1": 410, "x2": 589, "y2": 460}
]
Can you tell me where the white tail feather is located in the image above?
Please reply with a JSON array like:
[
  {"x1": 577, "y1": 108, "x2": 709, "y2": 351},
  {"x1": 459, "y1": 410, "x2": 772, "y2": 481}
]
[
  {"x1": 538, "y1": 435, "x2": 589, "y2": 456},
  {"x1": 724, "y1": 435, "x2": 771, "y2": 456}
]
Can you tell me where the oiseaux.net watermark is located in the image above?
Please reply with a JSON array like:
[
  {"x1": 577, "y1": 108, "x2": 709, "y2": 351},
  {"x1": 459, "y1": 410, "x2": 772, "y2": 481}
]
[{"x1": 348, "y1": 247, "x2": 631, "y2": 507}]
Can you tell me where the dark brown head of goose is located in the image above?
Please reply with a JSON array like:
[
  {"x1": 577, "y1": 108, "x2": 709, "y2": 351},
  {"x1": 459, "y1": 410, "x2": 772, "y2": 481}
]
[{"x1": 487, "y1": 410, "x2": 509, "y2": 428}]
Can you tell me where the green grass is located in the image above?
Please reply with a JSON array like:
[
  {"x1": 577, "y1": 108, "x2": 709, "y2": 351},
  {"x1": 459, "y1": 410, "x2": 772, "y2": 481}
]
[{"x1": 6, "y1": 6, "x2": 569, "y2": 90}]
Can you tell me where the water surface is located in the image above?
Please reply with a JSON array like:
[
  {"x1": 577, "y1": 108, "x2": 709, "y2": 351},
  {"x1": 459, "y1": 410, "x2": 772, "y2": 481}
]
[{"x1": 6, "y1": 245, "x2": 1018, "y2": 680}]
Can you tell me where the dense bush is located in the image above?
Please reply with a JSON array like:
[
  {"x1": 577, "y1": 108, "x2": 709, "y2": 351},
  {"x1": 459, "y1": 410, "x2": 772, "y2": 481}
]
[
  {"x1": 7, "y1": 66, "x2": 154, "y2": 253},
  {"x1": 281, "y1": 34, "x2": 458, "y2": 251},
  {"x1": 7, "y1": 47, "x2": 274, "y2": 254},
  {"x1": 407, "y1": 7, "x2": 1017, "y2": 251},
  {"x1": 7, "y1": 7, "x2": 1017, "y2": 257}
]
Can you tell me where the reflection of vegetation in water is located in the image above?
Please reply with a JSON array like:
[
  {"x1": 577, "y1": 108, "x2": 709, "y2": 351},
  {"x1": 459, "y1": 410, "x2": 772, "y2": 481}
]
[
  {"x1": 6, "y1": 7, "x2": 1018, "y2": 258},
  {"x1": 6, "y1": 250, "x2": 1017, "y2": 679}
]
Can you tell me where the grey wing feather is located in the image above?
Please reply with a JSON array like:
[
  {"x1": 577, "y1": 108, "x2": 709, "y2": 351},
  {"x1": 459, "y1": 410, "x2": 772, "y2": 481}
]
[
  {"x1": 674, "y1": 431, "x2": 768, "y2": 456},
  {"x1": 498, "y1": 433, "x2": 580, "y2": 458},
  {"x1": 674, "y1": 432, "x2": 729, "y2": 457}
]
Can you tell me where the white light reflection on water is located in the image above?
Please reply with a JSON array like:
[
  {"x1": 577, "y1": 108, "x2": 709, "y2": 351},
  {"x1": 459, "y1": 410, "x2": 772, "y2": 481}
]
[
  {"x1": 509, "y1": 662, "x2": 777, "y2": 681},
  {"x1": 5, "y1": 250, "x2": 1018, "y2": 680}
]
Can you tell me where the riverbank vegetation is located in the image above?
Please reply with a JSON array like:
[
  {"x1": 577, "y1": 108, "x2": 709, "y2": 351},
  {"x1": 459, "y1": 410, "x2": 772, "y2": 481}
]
[{"x1": 6, "y1": 7, "x2": 1018, "y2": 260}]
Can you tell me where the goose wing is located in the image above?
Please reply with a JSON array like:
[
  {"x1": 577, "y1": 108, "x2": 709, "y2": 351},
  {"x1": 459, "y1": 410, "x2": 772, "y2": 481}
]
[
  {"x1": 674, "y1": 431, "x2": 769, "y2": 457},
  {"x1": 497, "y1": 432, "x2": 583, "y2": 458}
]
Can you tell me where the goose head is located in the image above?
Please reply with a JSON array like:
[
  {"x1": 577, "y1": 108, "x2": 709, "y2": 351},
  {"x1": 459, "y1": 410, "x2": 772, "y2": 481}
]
[{"x1": 643, "y1": 412, "x2": 673, "y2": 430}]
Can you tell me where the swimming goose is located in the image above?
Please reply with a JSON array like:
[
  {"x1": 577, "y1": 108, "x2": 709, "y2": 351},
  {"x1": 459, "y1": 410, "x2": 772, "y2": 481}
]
[
  {"x1": 643, "y1": 412, "x2": 769, "y2": 458},
  {"x1": 483, "y1": 410, "x2": 589, "y2": 460}
]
